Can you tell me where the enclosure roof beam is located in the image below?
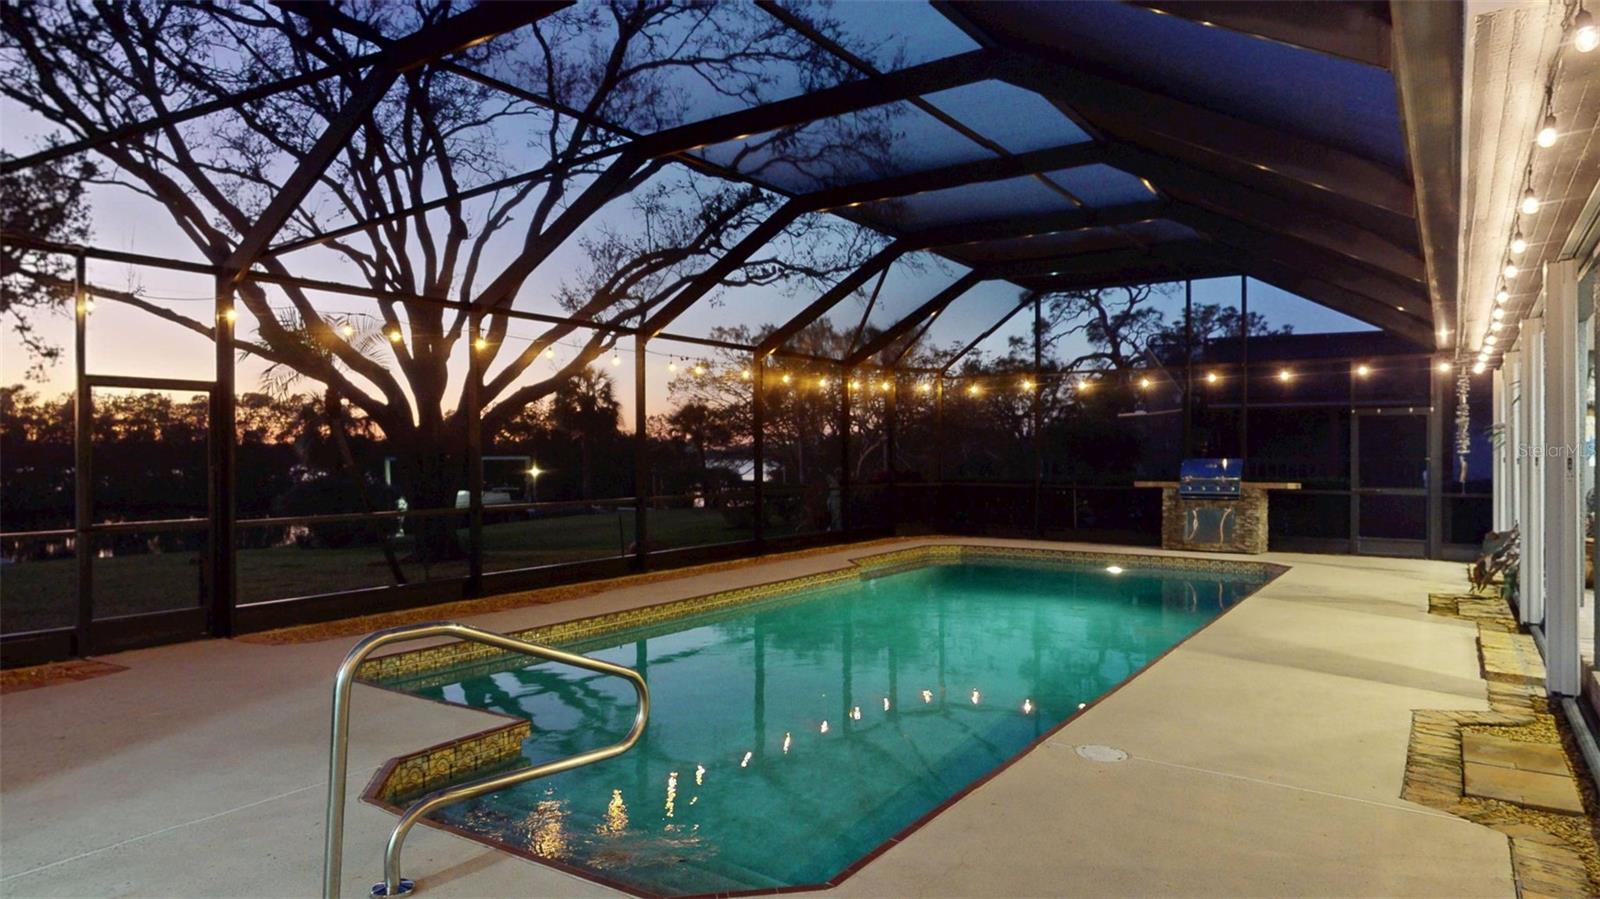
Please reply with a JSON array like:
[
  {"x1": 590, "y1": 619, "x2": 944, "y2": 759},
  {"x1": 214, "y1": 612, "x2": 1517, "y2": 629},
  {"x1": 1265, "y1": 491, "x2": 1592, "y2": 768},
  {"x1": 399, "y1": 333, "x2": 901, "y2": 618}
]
[
  {"x1": 985, "y1": 241, "x2": 1223, "y2": 281},
  {"x1": 799, "y1": 142, "x2": 1107, "y2": 212},
  {"x1": 0, "y1": 50, "x2": 381, "y2": 176},
  {"x1": 267, "y1": 144, "x2": 623, "y2": 256},
  {"x1": 754, "y1": 242, "x2": 908, "y2": 355},
  {"x1": 1018, "y1": 260, "x2": 1240, "y2": 293},
  {"x1": 903, "y1": 200, "x2": 1169, "y2": 251},
  {"x1": 639, "y1": 200, "x2": 810, "y2": 337},
  {"x1": 844, "y1": 271, "x2": 986, "y2": 368},
  {"x1": 629, "y1": 49, "x2": 1009, "y2": 159},
  {"x1": 1236, "y1": 254, "x2": 1435, "y2": 347},
  {"x1": 996, "y1": 49, "x2": 1415, "y2": 225},
  {"x1": 224, "y1": 2, "x2": 569, "y2": 279},
  {"x1": 1389, "y1": 0, "x2": 1462, "y2": 348},
  {"x1": 1127, "y1": 1, "x2": 1392, "y2": 68},
  {"x1": 1097, "y1": 143, "x2": 1425, "y2": 283},
  {"x1": 939, "y1": 292, "x2": 1039, "y2": 376},
  {"x1": 1163, "y1": 202, "x2": 1428, "y2": 310},
  {"x1": 466, "y1": 150, "x2": 646, "y2": 311}
]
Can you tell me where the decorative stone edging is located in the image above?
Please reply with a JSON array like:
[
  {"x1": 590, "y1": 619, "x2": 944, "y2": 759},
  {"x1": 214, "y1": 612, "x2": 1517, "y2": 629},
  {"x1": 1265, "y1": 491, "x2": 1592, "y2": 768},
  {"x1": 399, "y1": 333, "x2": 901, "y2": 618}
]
[{"x1": 1406, "y1": 593, "x2": 1600, "y2": 897}]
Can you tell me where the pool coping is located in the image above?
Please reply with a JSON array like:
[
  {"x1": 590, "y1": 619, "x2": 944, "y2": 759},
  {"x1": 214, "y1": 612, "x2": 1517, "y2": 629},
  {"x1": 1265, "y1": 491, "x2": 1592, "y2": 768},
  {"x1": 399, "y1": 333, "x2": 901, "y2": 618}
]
[{"x1": 357, "y1": 542, "x2": 1288, "y2": 899}]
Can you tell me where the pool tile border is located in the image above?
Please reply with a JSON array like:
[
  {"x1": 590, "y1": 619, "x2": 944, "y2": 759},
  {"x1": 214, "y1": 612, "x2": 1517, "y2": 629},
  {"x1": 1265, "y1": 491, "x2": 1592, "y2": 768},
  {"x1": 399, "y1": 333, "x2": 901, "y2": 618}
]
[
  {"x1": 357, "y1": 543, "x2": 1282, "y2": 686},
  {"x1": 357, "y1": 542, "x2": 1285, "y2": 898}
]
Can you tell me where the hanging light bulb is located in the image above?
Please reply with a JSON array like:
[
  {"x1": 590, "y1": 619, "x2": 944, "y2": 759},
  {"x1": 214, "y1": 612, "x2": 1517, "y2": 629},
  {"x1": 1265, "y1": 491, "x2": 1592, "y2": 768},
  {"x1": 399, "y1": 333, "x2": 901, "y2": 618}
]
[
  {"x1": 387, "y1": 328, "x2": 403, "y2": 344},
  {"x1": 544, "y1": 346, "x2": 555, "y2": 360},
  {"x1": 878, "y1": 380, "x2": 892, "y2": 392},
  {"x1": 1020, "y1": 377, "x2": 1035, "y2": 392},
  {"x1": 667, "y1": 360, "x2": 678, "y2": 373},
  {"x1": 1277, "y1": 368, "x2": 1293, "y2": 382},
  {"x1": 611, "y1": 353, "x2": 621, "y2": 367},
  {"x1": 1490, "y1": 321, "x2": 1504, "y2": 333},
  {"x1": 1138, "y1": 376, "x2": 1151, "y2": 389},
  {"x1": 1504, "y1": 262, "x2": 1520, "y2": 279},
  {"x1": 692, "y1": 363, "x2": 706, "y2": 377},
  {"x1": 817, "y1": 376, "x2": 829, "y2": 388},
  {"x1": 780, "y1": 372, "x2": 791, "y2": 385},
  {"x1": 740, "y1": 367, "x2": 752, "y2": 380},
  {"x1": 1472, "y1": 361, "x2": 1487, "y2": 374},
  {"x1": 1520, "y1": 188, "x2": 1540, "y2": 215},
  {"x1": 848, "y1": 379, "x2": 861, "y2": 391},
  {"x1": 1510, "y1": 232, "x2": 1527, "y2": 255},
  {"x1": 1492, "y1": 307, "x2": 1506, "y2": 321},
  {"x1": 1495, "y1": 289, "x2": 1509, "y2": 305},
  {"x1": 339, "y1": 323, "x2": 356, "y2": 338},
  {"x1": 221, "y1": 307, "x2": 238, "y2": 324},
  {"x1": 1205, "y1": 371, "x2": 1219, "y2": 384},
  {"x1": 967, "y1": 383, "x2": 981, "y2": 397},
  {"x1": 1536, "y1": 113, "x2": 1559, "y2": 148},
  {"x1": 1575, "y1": 8, "x2": 1597, "y2": 53},
  {"x1": 473, "y1": 336, "x2": 488, "y2": 351},
  {"x1": 1437, "y1": 361, "x2": 1453, "y2": 373},
  {"x1": 1485, "y1": 332, "x2": 1499, "y2": 345},
  {"x1": 1355, "y1": 363, "x2": 1371, "y2": 378},
  {"x1": 916, "y1": 381, "x2": 931, "y2": 393}
]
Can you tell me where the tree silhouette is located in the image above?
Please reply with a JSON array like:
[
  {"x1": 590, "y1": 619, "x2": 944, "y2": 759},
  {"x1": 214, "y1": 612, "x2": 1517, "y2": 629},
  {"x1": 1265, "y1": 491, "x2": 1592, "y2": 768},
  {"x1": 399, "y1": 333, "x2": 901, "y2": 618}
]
[{"x1": 1, "y1": 1, "x2": 895, "y2": 538}]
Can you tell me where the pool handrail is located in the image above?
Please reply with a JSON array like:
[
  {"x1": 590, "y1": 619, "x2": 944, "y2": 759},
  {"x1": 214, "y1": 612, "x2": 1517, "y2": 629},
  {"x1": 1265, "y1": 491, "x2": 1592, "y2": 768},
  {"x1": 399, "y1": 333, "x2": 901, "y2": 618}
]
[{"x1": 322, "y1": 621, "x2": 650, "y2": 899}]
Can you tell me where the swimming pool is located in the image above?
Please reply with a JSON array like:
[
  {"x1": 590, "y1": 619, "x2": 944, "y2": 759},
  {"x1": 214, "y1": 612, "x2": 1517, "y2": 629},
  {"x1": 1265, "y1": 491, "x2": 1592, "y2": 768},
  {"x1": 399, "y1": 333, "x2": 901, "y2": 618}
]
[{"x1": 372, "y1": 547, "x2": 1278, "y2": 897}]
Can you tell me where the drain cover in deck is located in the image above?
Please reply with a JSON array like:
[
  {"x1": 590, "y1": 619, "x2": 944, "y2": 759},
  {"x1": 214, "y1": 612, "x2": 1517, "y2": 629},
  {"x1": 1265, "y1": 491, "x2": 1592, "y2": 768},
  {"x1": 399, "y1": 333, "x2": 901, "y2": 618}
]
[{"x1": 1075, "y1": 744, "x2": 1129, "y2": 763}]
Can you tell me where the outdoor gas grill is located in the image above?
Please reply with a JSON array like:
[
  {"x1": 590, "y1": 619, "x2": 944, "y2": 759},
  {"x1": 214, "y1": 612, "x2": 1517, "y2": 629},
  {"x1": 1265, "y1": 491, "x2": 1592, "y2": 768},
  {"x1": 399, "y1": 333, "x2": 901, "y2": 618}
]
[{"x1": 1136, "y1": 460, "x2": 1298, "y2": 555}]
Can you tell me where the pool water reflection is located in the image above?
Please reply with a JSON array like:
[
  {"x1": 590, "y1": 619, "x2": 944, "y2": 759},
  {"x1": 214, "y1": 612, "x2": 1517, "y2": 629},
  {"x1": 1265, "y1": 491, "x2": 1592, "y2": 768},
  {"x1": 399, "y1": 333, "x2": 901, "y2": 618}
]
[{"x1": 386, "y1": 558, "x2": 1269, "y2": 896}]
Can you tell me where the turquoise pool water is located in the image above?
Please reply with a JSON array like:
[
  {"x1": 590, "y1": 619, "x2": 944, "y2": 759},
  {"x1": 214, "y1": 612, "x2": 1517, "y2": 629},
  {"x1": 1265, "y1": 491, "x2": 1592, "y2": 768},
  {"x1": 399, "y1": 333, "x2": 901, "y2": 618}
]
[{"x1": 386, "y1": 557, "x2": 1270, "y2": 897}]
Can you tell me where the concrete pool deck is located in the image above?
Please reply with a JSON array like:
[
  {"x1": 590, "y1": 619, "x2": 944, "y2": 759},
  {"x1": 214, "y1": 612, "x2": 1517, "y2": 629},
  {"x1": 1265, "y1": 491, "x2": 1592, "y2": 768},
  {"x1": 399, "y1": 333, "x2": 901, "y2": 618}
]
[{"x1": 0, "y1": 539, "x2": 1516, "y2": 898}]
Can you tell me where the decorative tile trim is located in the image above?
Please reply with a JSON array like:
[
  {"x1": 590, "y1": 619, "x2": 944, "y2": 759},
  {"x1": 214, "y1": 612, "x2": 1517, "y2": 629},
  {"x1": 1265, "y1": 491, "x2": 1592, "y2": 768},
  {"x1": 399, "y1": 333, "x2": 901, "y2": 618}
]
[
  {"x1": 359, "y1": 543, "x2": 1282, "y2": 685},
  {"x1": 371, "y1": 718, "x2": 533, "y2": 805}
]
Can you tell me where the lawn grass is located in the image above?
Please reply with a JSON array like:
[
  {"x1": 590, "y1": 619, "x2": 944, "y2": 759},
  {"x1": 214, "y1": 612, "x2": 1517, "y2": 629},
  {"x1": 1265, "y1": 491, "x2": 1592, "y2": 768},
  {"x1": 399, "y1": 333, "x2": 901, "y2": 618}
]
[{"x1": 1, "y1": 508, "x2": 759, "y2": 634}]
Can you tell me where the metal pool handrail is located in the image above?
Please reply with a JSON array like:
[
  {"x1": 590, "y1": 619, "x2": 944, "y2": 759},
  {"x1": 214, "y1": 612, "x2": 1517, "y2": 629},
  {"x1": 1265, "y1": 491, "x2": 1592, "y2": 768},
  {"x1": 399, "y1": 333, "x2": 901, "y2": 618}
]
[{"x1": 322, "y1": 621, "x2": 650, "y2": 899}]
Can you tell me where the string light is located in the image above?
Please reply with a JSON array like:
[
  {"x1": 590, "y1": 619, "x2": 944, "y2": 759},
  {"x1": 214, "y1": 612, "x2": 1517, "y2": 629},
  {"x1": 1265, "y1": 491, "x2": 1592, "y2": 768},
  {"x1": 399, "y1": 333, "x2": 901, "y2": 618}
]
[
  {"x1": 817, "y1": 376, "x2": 829, "y2": 388},
  {"x1": 1510, "y1": 232, "x2": 1527, "y2": 255},
  {"x1": 692, "y1": 363, "x2": 706, "y2": 377},
  {"x1": 1078, "y1": 377, "x2": 1093, "y2": 392},
  {"x1": 1490, "y1": 321, "x2": 1504, "y2": 332},
  {"x1": 740, "y1": 368, "x2": 752, "y2": 380},
  {"x1": 1496, "y1": 289, "x2": 1509, "y2": 305},
  {"x1": 544, "y1": 346, "x2": 555, "y2": 360},
  {"x1": 1504, "y1": 262, "x2": 1520, "y2": 279},
  {"x1": 667, "y1": 360, "x2": 678, "y2": 373},
  {"x1": 878, "y1": 380, "x2": 891, "y2": 392},
  {"x1": 339, "y1": 323, "x2": 356, "y2": 338},
  {"x1": 1576, "y1": 7, "x2": 1597, "y2": 53},
  {"x1": 916, "y1": 381, "x2": 931, "y2": 393},
  {"x1": 1020, "y1": 378, "x2": 1035, "y2": 392},
  {"x1": 1137, "y1": 376, "x2": 1151, "y2": 390},
  {"x1": 1355, "y1": 363, "x2": 1371, "y2": 378},
  {"x1": 386, "y1": 328, "x2": 403, "y2": 344},
  {"x1": 1473, "y1": 361, "x2": 1487, "y2": 374},
  {"x1": 1484, "y1": 333, "x2": 1498, "y2": 346},
  {"x1": 1205, "y1": 371, "x2": 1219, "y2": 384},
  {"x1": 1277, "y1": 368, "x2": 1293, "y2": 382},
  {"x1": 1437, "y1": 361, "x2": 1453, "y2": 373},
  {"x1": 1536, "y1": 113, "x2": 1559, "y2": 148},
  {"x1": 849, "y1": 379, "x2": 861, "y2": 391},
  {"x1": 611, "y1": 353, "x2": 621, "y2": 367},
  {"x1": 967, "y1": 383, "x2": 981, "y2": 397},
  {"x1": 1520, "y1": 188, "x2": 1540, "y2": 215},
  {"x1": 221, "y1": 307, "x2": 237, "y2": 324},
  {"x1": 780, "y1": 373, "x2": 791, "y2": 385},
  {"x1": 1491, "y1": 307, "x2": 1506, "y2": 321},
  {"x1": 473, "y1": 336, "x2": 488, "y2": 351}
]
